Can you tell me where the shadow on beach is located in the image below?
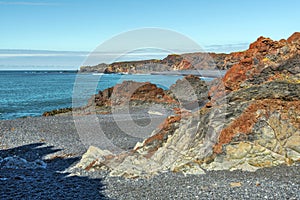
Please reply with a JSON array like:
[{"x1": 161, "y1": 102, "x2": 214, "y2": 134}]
[{"x1": 0, "y1": 143, "x2": 108, "y2": 200}]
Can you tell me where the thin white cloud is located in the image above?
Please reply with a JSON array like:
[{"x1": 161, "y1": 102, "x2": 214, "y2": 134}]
[
  {"x1": 204, "y1": 43, "x2": 249, "y2": 53},
  {"x1": 0, "y1": 1, "x2": 60, "y2": 6},
  {"x1": 0, "y1": 53, "x2": 87, "y2": 57},
  {"x1": 0, "y1": 49, "x2": 88, "y2": 57},
  {"x1": 0, "y1": 49, "x2": 171, "y2": 58},
  {"x1": 0, "y1": 53, "x2": 168, "y2": 58}
]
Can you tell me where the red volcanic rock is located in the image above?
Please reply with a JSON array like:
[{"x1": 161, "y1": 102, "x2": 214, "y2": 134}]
[
  {"x1": 222, "y1": 32, "x2": 300, "y2": 91},
  {"x1": 113, "y1": 81, "x2": 176, "y2": 105},
  {"x1": 249, "y1": 36, "x2": 277, "y2": 54},
  {"x1": 222, "y1": 62, "x2": 249, "y2": 91},
  {"x1": 90, "y1": 81, "x2": 177, "y2": 107},
  {"x1": 287, "y1": 32, "x2": 300, "y2": 43}
]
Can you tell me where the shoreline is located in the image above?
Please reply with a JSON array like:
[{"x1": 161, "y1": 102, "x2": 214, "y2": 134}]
[
  {"x1": 0, "y1": 72, "x2": 216, "y2": 121},
  {"x1": 79, "y1": 69, "x2": 227, "y2": 78},
  {"x1": 1, "y1": 114, "x2": 299, "y2": 199},
  {"x1": 150, "y1": 69, "x2": 227, "y2": 77}
]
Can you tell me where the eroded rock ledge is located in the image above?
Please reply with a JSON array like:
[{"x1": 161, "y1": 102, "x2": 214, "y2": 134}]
[{"x1": 75, "y1": 33, "x2": 300, "y2": 178}]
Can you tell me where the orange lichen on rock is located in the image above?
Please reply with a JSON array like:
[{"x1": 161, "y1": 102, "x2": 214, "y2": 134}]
[
  {"x1": 221, "y1": 33, "x2": 300, "y2": 91},
  {"x1": 129, "y1": 82, "x2": 177, "y2": 104},
  {"x1": 137, "y1": 115, "x2": 181, "y2": 156},
  {"x1": 213, "y1": 99, "x2": 300, "y2": 154}
]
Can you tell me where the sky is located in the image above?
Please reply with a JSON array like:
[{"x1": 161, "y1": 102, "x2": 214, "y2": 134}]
[{"x1": 0, "y1": 0, "x2": 299, "y2": 69}]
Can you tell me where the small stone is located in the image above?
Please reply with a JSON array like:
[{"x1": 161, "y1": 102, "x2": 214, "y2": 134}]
[
  {"x1": 230, "y1": 182, "x2": 242, "y2": 187},
  {"x1": 13, "y1": 176, "x2": 25, "y2": 181}
]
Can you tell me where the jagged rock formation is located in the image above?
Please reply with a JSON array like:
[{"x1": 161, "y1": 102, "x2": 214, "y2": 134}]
[
  {"x1": 75, "y1": 33, "x2": 300, "y2": 178},
  {"x1": 223, "y1": 32, "x2": 300, "y2": 91}
]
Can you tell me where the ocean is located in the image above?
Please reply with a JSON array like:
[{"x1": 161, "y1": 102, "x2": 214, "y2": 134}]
[{"x1": 0, "y1": 71, "x2": 187, "y2": 120}]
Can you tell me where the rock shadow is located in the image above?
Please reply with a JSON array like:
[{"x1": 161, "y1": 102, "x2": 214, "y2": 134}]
[{"x1": 0, "y1": 143, "x2": 108, "y2": 200}]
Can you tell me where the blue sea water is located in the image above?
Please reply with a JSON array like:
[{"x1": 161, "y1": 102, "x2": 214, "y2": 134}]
[{"x1": 0, "y1": 71, "x2": 186, "y2": 120}]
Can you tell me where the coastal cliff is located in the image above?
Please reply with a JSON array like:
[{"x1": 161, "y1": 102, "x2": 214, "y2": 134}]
[
  {"x1": 79, "y1": 33, "x2": 300, "y2": 74},
  {"x1": 76, "y1": 33, "x2": 300, "y2": 178},
  {"x1": 79, "y1": 53, "x2": 231, "y2": 73}
]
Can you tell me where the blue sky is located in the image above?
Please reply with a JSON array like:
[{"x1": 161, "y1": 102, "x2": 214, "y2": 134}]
[{"x1": 0, "y1": 0, "x2": 299, "y2": 69}]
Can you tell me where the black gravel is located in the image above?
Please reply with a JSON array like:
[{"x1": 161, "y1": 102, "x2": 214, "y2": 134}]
[
  {"x1": 100, "y1": 165, "x2": 300, "y2": 199},
  {"x1": 0, "y1": 115, "x2": 299, "y2": 200}
]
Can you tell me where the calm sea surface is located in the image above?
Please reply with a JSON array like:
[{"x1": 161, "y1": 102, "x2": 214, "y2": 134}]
[{"x1": 0, "y1": 71, "x2": 187, "y2": 120}]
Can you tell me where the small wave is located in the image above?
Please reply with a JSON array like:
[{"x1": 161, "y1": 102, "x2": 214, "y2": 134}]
[
  {"x1": 132, "y1": 73, "x2": 151, "y2": 75},
  {"x1": 92, "y1": 73, "x2": 104, "y2": 75},
  {"x1": 200, "y1": 77, "x2": 215, "y2": 81}
]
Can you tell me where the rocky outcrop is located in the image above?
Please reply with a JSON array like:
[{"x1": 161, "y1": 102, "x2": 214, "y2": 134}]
[
  {"x1": 87, "y1": 75, "x2": 210, "y2": 109},
  {"x1": 87, "y1": 81, "x2": 177, "y2": 108},
  {"x1": 75, "y1": 33, "x2": 300, "y2": 178},
  {"x1": 169, "y1": 75, "x2": 209, "y2": 110},
  {"x1": 43, "y1": 107, "x2": 73, "y2": 116},
  {"x1": 223, "y1": 33, "x2": 300, "y2": 91}
]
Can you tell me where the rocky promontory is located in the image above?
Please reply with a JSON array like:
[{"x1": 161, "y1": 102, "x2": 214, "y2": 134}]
[
  {"x1": 80, "y1": 32, "x2": 300, "y2": 76},
  {"x1": 75, "y1": 32, "x2": 300, "y2": 178},
  {"x1": 79, "y1": 52, "x2": 232, "y2": 73}
]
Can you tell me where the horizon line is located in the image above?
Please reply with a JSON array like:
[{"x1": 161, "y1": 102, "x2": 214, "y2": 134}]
[{"x1": 0, "y1": 42, "x2": 250, "y2": 54}]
